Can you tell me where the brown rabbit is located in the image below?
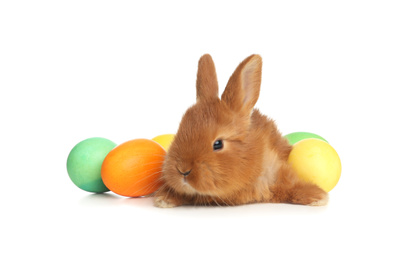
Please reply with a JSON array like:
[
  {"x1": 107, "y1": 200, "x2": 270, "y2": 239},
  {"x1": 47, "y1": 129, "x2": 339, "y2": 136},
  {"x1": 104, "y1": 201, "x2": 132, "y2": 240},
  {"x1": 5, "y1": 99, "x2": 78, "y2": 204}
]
[{"x1": 154, "y1": 54, "x2": 328, "y2": 208}]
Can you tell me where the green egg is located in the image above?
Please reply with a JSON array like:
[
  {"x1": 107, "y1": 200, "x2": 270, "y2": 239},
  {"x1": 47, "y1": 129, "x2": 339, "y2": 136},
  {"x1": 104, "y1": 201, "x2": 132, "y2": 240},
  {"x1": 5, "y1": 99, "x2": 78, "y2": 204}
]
[
  {"x1": 284, "y1": 132, "x2": 328, "y2": 145},
  {"x1": 67, "y1": 137, "x2": 116, "y2": 193}
]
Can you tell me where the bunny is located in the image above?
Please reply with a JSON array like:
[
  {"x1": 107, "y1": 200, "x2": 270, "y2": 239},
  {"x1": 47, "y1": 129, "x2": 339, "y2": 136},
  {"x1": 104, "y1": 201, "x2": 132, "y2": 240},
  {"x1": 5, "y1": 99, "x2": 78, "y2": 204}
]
[{"x1": 154, "y1": 54, "x2": 328, "y2": 208}]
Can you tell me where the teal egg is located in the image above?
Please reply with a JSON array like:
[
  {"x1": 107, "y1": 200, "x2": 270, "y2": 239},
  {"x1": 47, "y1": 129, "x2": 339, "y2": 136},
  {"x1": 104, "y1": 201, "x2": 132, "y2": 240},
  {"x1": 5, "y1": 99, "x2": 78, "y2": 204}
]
[
  {"x1": 67, "y1": 137, "x2": 116, "y2": 193},
  {"x1": 284, "y1": 132, "x2": 328, "y2": 145}
]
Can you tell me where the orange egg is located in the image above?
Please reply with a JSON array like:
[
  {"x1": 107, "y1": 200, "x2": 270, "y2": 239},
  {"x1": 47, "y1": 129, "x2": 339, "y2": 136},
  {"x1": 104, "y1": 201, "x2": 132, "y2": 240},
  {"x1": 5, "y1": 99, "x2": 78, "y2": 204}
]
[{"x1": 101, "y1": 139, "x2": 166, "y2": 197}]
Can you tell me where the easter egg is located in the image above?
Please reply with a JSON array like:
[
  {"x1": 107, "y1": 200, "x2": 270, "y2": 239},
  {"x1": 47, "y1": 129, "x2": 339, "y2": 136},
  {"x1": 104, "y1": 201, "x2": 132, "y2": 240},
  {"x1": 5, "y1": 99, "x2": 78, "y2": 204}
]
[
  {"x1": 101, "y1": 139, "x2": 166, "y2": 197},
  {"x1": 152, "y1": 134, "x2": 175, "y2": 151},
  {"x1": 288, "y1": 139, "x2": 341, "y2": 192},
  {"x1": 284, "y1": 132, "x2": 328, "y2": 145},
  {"x1": 67, "y1": 137, "x2": 116, "y2": 193}
]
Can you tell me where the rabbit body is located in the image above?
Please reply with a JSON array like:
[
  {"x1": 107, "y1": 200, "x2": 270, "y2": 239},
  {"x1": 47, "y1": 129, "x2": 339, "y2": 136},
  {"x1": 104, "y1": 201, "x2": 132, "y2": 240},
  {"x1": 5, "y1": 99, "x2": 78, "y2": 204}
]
[{"x1": 154, "y1": 54, "x2": 328, "y2": 207}]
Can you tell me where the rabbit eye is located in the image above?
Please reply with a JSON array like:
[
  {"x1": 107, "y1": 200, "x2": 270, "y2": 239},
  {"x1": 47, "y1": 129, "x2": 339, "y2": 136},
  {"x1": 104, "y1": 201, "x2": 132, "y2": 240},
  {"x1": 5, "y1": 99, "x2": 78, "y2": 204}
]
[{"x1": 213, "y1": 140, "x2": 223, "y2": 151}]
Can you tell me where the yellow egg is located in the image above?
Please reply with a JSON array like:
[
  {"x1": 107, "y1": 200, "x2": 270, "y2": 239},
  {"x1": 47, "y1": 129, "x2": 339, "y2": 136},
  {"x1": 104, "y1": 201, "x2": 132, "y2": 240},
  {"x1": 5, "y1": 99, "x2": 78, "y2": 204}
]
[
  {"x1": 152, "y1": 134, "x2": 175, "y2": 151},
  {"x1": 288, "y1": 139, "x2": 341, "y2": 192}
]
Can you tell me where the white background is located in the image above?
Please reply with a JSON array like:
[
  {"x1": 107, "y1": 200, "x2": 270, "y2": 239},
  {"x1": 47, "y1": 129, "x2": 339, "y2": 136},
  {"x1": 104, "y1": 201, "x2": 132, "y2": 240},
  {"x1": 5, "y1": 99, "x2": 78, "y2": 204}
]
[{"x1": 1, "y1": 0, "x2": 408, "y2": 259}]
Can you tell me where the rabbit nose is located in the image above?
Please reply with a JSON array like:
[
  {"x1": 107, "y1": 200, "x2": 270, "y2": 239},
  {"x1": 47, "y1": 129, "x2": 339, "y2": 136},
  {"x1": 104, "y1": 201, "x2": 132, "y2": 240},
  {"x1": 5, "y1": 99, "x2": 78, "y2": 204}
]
[{"x1": 178, "y1": 169, "x2": 192, "y2": 176}]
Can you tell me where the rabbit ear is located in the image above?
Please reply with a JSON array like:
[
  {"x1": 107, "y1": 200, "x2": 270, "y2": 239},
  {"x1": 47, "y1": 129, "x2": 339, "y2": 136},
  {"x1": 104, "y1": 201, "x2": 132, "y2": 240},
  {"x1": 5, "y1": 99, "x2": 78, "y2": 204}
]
[
  {"x1": 196, "y1": 54, "x2": 219, "y2": 102},
  {"x1": 221, "y1": 54, "x2": 262, "y2": 115}
]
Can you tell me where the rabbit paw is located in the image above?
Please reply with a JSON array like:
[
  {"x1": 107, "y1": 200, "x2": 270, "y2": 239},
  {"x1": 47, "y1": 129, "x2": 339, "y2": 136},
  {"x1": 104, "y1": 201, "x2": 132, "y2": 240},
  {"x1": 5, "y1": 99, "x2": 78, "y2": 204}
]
[
  {"x1": 308, "y1": 193, "x2": 329, "y2": 206},
  {"x1": 154, "y1": 196, "x2": 181, "y2": 208}
]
